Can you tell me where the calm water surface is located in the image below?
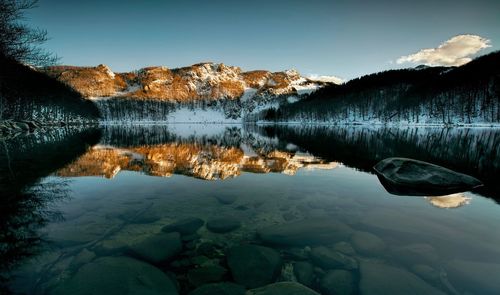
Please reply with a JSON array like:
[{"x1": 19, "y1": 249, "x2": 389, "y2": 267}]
[{"x1": 2, "y1": 125, "x2": 500, "y2": 295}]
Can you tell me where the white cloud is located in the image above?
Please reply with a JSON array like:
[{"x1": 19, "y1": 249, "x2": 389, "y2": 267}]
[
  {"x1": 397, "y1": 34, "x2": 491, "y2": 67},
  {"x1": 307, "y1": 74, "x2": 344, "y2": 84}
]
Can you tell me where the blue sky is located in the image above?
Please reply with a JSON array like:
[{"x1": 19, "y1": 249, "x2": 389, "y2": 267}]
[{"x1": 28, "y1": 0, "x2": 500, "y2": 79}]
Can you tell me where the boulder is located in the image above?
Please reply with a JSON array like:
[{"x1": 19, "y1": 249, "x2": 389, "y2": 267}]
[
  {"x1": 227, "y1": 245, "x2": 282, "y2": 288},
  {"x1": 206, "y1": 217, "x2": 241, "y2": 233},
  {"x1": 50, "y1": 256, "x2": 178, "y2": 295},
  {"x1": 258, "y1": 218, "x2": 352, "y2": 246},
  {"x1": 359, "y1": 260, "x2": 445, "y2": 295},
  {"x1": 333, "y1": 241, "x2": 356, "y2": 255},
  {"x1": 293, "y1": 261, "x2": 314, "y2": 287},
  {"x1": 310, "y1": 246, "x2": 358, "y2": 270},
  {"x1": 162, "y1": 217, "x2": 205, "y2": 235},
  {"x1": 187, "y1": 265, "x2": 227, "y2": 286},
  {"x1": 248, "y1": 282, "x2": 320, "y2": 295},
  {"x1": 392, "y1": 243, "x2": 439, "y2": 266},
  {"x1": 446, "y1": 259, "x2": 500, "y2": 294},
  {"x1": 214, "y1": 194, "x2": 238, "y2": 205},
  {"x1": 373, "y1": 157, "x2": 482, "y2": 196},
  {"x1": 128, "y1": 232, "x2": 181, "y2": 264},
  {"x1": 188, "y1": 282, "x2": 246, "y2": 295},
  {"x1": 320, "y1": 270, "x2": 355, "y2": 295},
  {"x1": 350, "y1": 231, "x2": 386, "y2": 256}
]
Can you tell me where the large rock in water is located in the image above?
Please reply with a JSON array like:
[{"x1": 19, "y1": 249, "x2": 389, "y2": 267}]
[
  {"x1": 373, "y1": 157, "x2": 482, "y2": 196},
  {"x1": 248, "y1": 282, "x2": 320, "y2": 295},
  {"x1": 257, "y1": 218, "x2": 352, "y2": 246},
  {"x1": 359, "y1": 260, "x2": 445, "y2": 295},
  {"x1": 162, "y1": 217, "x2": 205, "y2": 235},
  {"x1": 188, "y1": 282, "x2": 246, "y2": 295},
  {"x1": 128, "y1": 232, "x2": 181, "y2": 264},
  {"x1": 50, "y1": 256, "x2": 178, "y2": 295},
  {"x1": 227, "y1": 245, "x2": 283, "y2": 288},
  {"x1": 320, "y1": 270, "x2": 355, "y2": 295},
  {"x1": 446, "y1": 259, "x2": 500, "y2": 294}
]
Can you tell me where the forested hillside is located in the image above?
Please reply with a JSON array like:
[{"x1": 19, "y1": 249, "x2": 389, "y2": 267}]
[
  {"x1": 261, "y1": 51, "x2": 500, "y2": 125},
  {"x1": 0, "y1": 56, "x2": 100, "y2": 122}
]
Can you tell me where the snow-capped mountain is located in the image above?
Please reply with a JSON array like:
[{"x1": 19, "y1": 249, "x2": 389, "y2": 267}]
[{"x1": 44, "y1": 63, "x2": 339, "y2": 122}]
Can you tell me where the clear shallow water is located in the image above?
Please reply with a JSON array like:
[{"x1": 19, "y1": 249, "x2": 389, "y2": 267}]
[{"x1": 2, "y1": 125, "x2": 500, "y2": 295}]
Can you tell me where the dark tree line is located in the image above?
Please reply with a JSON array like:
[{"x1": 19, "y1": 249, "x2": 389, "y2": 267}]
[
  {"x1": 262, "y1": 51, "x2": 500, "y2": 125},
  {"x1": 0, "y1": 0, "x2": 100, "y2": 122}
]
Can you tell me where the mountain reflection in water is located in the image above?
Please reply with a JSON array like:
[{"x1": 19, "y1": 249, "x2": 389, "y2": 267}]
[{"x1": 2, "y1": 124, "x2": 500, "y2": 295}]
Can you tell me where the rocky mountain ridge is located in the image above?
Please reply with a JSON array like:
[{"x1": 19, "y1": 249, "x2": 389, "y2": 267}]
[{"x1": 44, "y1": 63, "x2": 337, "y2": 102}]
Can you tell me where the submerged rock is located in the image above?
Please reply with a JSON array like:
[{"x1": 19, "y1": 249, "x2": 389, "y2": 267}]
[
  {"x1": 257, "y1": 218, "x2": 352, "y2": 246},
  {"x1": 333, "y1": 241, "x2": 356, "y2": 256},
  {"x1": 128, "y1": 232, "x2": 181, "y2": 264},
  {"x1": 392, "y1": 243, "x2": 439, "y2": 266},
  {"x1": 206, "y1": 217, "x2": 241, "y2": 233},
  {"x1": 214, "y1": 194, "x2": 238, "y2": 205},
  {"x1": 188, "y1": 282, "x2": 246, "y2": 295},
  {"x1": 293, "y1": 261, "x2": 314, "y2": 287},
  {"x1": 162, "y1": 217, "x2": 205, "y2": 235},
  {"x1": 310, "y1": 246, "x2": 358, "y2": 270},
  {"x1": 187, "y1": 265, "x2": 227, "y2": 286},
  {"x1": 248, "y1": 282, "x2": 320, "y2": 295},
  {"x1": 50, "y1": 256, "x2": 178, "y2": 295},
  {"x1": 350, "y1": 231, "x2": 386, "y2": 256},
  {"x1": 320, "y1": 270, "x2": 355, "y2": 295},
  {"x1": 373, "y1": 157, "x2": 482, "y2": 196},
  {"x1": 227, "y1": 245, "x2": 283, "y2": 288},
  {"x1": 359, "y1": 260, "x2": 445, "y2": 295},
  {"x1": 446, "y1": 259, "x2": 500, "y2": 294}
]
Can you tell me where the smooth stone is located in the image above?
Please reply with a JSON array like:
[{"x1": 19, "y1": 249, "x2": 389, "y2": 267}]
[
  {"x1": 196, "y1": 242, "x2": 223, "y2": 258},
  {"x1": 162, "y1": 217, "x2": 205, "y2": 235},
  {"x1": 70, "y1": 248, "x2": 96, "y2": 268},
  {"x1": 293, "y1": 261, "x2": 314, "y2": 287},
  {"x1": 258, "y1": 218, "x2": 352, "y2": 246},
  {"x1": 128, "y1": 232, "x2": 181, "y2": 264},
  {"x1": 248, "y1": 282, "x2": 320, "y2": 295},
  {"x1": 214, "y1": 195, "x2": 238, "y2": 205},
  {"x1": 411, "y1": 264, "x2": 440, "y2": 284},
  {"x1": 50, "y1": 256, "x2": 178, "y2": 295},
  {"x1": 333, "y1": 241, "x2": 356, "y2": 255},
  {"x1": 359, "y1": 260, "x2": 445, "y2": 295},
  {"x1": 446, "y1": 259, "x2": 500, "y2": 294},
  {"x1": 187, "y1": 265, "x2": 227, "y2": 286},
  {"x1": 320, "y1": 270, "x2": 355, "y2": 295},
  {"x1": 188, "y1": 282, "x2": 246, "y2": 295},
  {"x1": 310, "y1": 246, "x2": 358, "y2": 270},
  {"x1": 351, "y1": 231, "x2": 386, "y2": 256},
  {"x1": 373, "y1": 157, "x2": 482, "y2": 196},
  {"x1": 227, "y1": 245, "x2": 283, "y2": 288},
  {"x1": 206, "y1": 217, "x2": 241, "y2": 233},
  {"x1": 392, "y1": 243, "x2": 439, "y2": 266}
]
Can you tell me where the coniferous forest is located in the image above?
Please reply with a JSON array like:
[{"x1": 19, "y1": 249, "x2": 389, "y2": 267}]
[{"x1": 260, "y1": 52, "x2": 500, "y2": 125}]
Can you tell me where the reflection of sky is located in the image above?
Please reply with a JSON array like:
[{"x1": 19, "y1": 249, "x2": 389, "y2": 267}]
[{"x1": 28, "y1": 0, "x2": 500, "y2": 79}]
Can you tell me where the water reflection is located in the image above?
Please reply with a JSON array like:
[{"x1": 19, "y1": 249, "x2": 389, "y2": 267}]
[
  {"x1": 0, "y1": 128, "x2": 100, "y2": 290},
  {"x1": 57, "y1": 144, "x2": 338, "y2": 180},
  {"x1": 2, "y1": 124, "x2": 500, "y2": 295}
]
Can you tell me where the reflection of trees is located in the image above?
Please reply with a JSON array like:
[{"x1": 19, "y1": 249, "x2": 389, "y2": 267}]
[
  {"x1": 0, "y1": 128, "x2": 101, "y2": 291},
  {"x1": 256, "y1": 125, "x2": 500, "y2": 199},
  {"x1": 0, "y1": 180, "x2": 67, "y2": 289}
]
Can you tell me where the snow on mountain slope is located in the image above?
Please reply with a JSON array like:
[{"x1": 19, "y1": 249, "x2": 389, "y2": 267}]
[{"x1": 45, "y1": 62, "x2": 339, "y2": 121}]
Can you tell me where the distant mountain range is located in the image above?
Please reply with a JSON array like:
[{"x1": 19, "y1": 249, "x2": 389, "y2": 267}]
[
  {"x1": 43, "y1": 63, "x2": 339, "y2": 122},
  {"x1": 3, "y1": 52, "x2": 498, "y2": 125}
]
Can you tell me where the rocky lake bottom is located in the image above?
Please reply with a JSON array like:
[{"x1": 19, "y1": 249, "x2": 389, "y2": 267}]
[{"x1": 2, "y1": 125, "x2": 500, "y2": 295}]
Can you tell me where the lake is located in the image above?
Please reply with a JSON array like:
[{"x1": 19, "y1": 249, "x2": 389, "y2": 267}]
[{"x1": 1, "y1": 124, "x2": 500, "y2": 295}]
